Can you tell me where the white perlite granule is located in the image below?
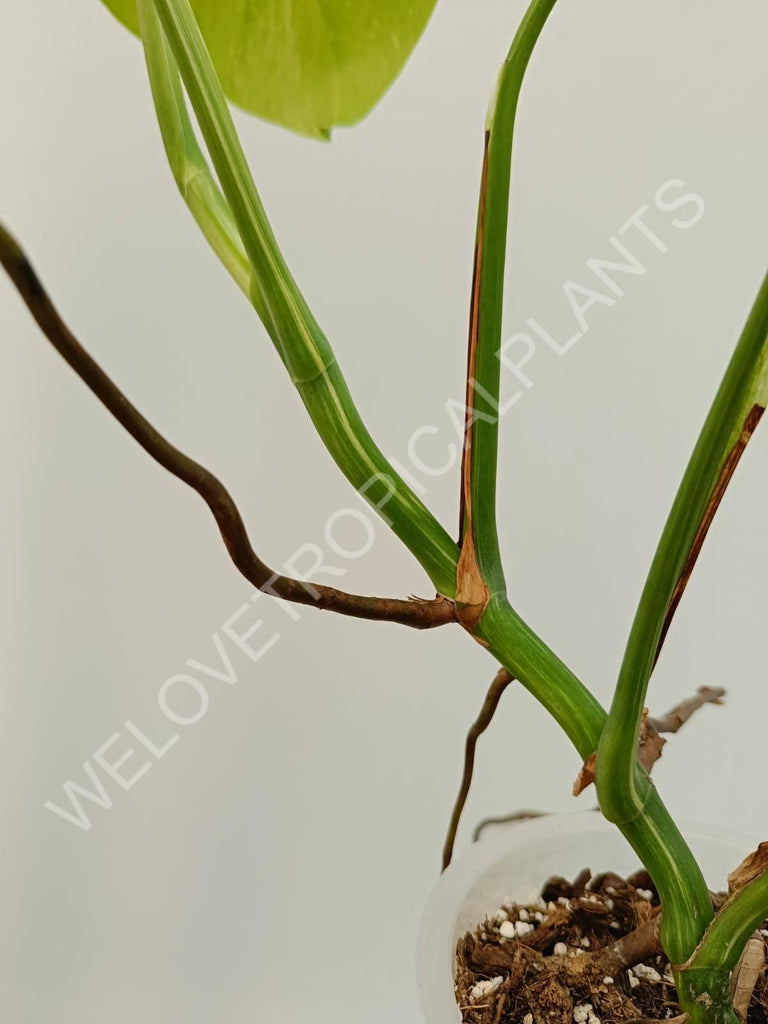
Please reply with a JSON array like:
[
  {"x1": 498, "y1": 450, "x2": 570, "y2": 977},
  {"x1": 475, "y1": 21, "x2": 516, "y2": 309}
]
[
  {"x1": 632, "y1": 963, "x2": 662, "y2": 983},
  {"x1": 469, "y1": 977, "x2": 504, "y2": 1003}
]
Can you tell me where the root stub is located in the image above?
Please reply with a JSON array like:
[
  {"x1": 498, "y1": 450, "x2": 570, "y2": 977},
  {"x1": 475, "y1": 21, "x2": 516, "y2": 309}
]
[{"x1": 455, "y1": 869, "x2": 768, "y2": 1024}]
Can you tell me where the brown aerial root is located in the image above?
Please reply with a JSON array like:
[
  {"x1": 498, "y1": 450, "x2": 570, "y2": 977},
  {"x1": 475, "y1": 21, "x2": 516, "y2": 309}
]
[
  {"x1": 573, "y1": 686, "x2": 726, "y2": 796},
  {"x1": 0, "y1": 222, "x2": 457, "y2": 632},
  {"x1": 472, "y1": 809, "x2": 549, "y2": 843},
  {"x1": 442, "y1": 668, "x2": 514, "y2": 870},
  {"x1": 639, "y1": 685, "x2": 726, "y2": 773}
]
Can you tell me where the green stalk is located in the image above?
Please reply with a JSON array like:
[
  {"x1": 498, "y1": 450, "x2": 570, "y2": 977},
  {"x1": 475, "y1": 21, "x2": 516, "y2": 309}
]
[
  {"x1": 145, "y1": 0, "x2": 459, "y2": 596},
  {"x1": 462, "y1": 0, "x2": 741, "y2": 975},
  {"x1": 461, "y1": 0, "x2": 560, "y2": 597},
  {"x1": 618, "y1": 786, "x2": 715, "y2": 964},
  {"x1": 454, "y1": 0, "x2": 607, "y2": 785},
  {"x1": 596, "y1": 272, "x2": 768, "y2": 971},
  {"x1": 137, "y1": 0, "x2": 252, "y2": 299},
  {"x1": 475, "y1": 596, "x2": 604, "y2": 758},
  {"x1": 475, "y1": 596, "x2": 715, "y2": 971},
  {"x1": 678, "y1": 865, "x2": 768, "y2": 1024},
  {"x1": 692, "y1": 871, "x2": 768, "y2": 972},
  {"x1": 599, "y1": 271, "x2": 768, "y2": 824}
]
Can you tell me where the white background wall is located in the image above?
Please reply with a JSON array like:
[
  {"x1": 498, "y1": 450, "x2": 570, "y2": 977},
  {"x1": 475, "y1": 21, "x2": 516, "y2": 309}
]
[{"x1": 1, "y1": 1, "x2": 767, "y2": 1021}]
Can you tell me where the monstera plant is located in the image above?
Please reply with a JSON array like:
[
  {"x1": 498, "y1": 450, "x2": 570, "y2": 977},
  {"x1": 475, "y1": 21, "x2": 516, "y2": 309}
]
[{"x1": 2, "y1": 1, "x2": 767, "y2": 1023}]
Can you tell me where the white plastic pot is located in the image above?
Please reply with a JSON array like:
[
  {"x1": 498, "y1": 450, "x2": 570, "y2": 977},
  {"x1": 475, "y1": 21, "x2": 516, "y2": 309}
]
[{"x1": 416, "y1": 811, "x2": 756, "y2": 1024}]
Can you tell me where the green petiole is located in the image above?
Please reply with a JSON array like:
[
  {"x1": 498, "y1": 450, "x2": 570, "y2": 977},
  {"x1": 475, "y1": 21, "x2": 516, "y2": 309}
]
[{"x1": 144, "y1": 0, "x2": 460, "y2": 597}]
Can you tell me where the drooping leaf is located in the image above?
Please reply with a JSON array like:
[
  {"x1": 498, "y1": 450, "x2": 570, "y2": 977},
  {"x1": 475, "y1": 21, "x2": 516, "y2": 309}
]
[{"x1": 99, "y1": 0, "x2": 438, "y2": 138}]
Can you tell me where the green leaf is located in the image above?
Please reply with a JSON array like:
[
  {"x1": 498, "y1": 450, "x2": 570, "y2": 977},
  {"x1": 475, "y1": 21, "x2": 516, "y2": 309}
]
[{"x1": 99, "y1": 0, "x2": 437, "y2": 138}]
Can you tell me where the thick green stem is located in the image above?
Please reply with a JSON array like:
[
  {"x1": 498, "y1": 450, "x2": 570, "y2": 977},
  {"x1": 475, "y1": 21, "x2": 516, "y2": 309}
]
[
  {"x1": 475, "y1": 594, "x2": 715, "y2": 969},
  {"x1": 475, "y1": 595, "x2": 603, "y2": 758},
  {"x1": 677, "y1": 971, "x2": 739, "y2": 1024},
  {"x1": 145, "y1": 0, "x2": 459, "y2": 596}
]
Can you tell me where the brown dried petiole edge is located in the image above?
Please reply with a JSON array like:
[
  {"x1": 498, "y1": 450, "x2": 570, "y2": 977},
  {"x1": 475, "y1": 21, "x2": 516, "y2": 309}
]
[
  {"x1": 0, "y1": 224, "x2": 456, "y2": 631},
  {"x1": 655, "y1": 404, "x2": 765, "y2": 666},
  {"x1": 455, "y1": 131, "x2": 491, "y2": 632}
]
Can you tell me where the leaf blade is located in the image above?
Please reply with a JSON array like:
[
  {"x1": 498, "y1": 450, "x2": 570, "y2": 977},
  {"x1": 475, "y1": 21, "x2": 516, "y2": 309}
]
[{"x1": 99, "y1": 0, "x2": 437, "y2": 138}]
